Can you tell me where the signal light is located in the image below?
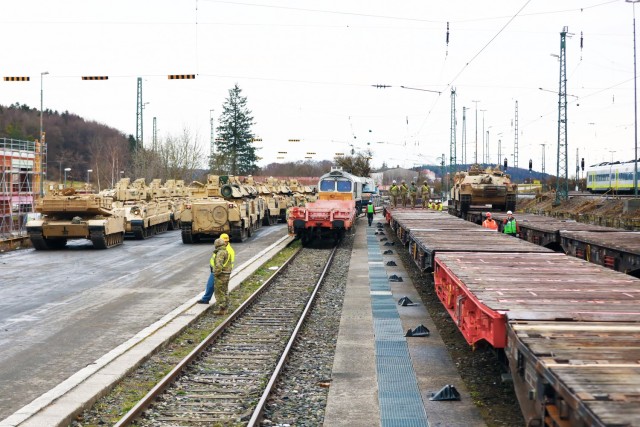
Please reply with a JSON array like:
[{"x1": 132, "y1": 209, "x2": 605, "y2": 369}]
[
  {"x1": 528, "y1": 159, "x2": 532, "y2": 172},
  {"x1": 168, "y1": 74, "x2": 196, "y2": 79},
  {"x1": 4, "y1": 76, "x2": 30, "y2": 81},
  {"x1": 82, "y1": 76, "x2": 108, "y2": 80},
  {"x1": 581, "y1": 157, "x2": 585, "y2": 171}
]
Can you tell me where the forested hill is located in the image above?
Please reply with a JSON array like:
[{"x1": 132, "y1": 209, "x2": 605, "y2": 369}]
[{"x1": 0, "y1": 103, "x2": 130, "y2": 181}]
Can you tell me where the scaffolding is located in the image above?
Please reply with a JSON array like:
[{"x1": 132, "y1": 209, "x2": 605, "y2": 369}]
[{"x1": 0, "y1": 138, "x2": 45, "y2": 238}]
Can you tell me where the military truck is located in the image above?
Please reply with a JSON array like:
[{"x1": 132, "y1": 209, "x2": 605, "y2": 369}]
[
  {"x1": 449, "y1": 164, "x2": 517, "y2": 217},
  {"x1": 26, "y1": 188, "x2": 125, "y2": 249},
  {"x1": 180, "y1": 175, "x2": 257, "y2": 243}
]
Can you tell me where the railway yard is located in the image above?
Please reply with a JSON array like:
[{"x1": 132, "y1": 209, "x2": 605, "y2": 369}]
[{"x1": 1, "y1": 200, "x2": 640, "y2": 426}]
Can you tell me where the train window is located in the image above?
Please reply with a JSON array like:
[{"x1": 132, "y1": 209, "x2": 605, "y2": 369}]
[
  {"x1": 337, "y1": 180, "x2": 352, "y2": 192},
  {"x1": 320, "y1": 180, "x2": 336, "y2": 191}
]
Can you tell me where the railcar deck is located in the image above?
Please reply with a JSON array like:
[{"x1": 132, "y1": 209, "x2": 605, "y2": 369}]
[
  {"x1": 506, "y1": 321, "x2": 640, "y2": 427},
  {"x1": 408, "y1": 230, "x2": 551, "y2": 271},
  {"x1": 433, "y1": 252, "x2": 640, "y2": 348},
  {"x1": 560, "y1": 230, "x2": 640, "y2": 275},
  {"x1": 386, "y1": 209, "x2": 480, "y2": 244}
]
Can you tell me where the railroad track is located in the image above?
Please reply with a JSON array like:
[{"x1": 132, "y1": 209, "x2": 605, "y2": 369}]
[{"x1": 115, "y1": 244, "x2": 337, "y2": 426}]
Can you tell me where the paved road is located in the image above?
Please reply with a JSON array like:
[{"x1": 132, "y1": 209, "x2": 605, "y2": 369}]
[{"x1": 0, "y1": 225, "x2": 288, "y2": 419}]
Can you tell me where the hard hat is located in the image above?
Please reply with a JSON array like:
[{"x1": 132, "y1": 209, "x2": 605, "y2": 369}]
[
  {"x1": 429, "y1": 199, "x2": 432, "y2": 202},
  {"x1": 507, "y1": 210, "x2": 513, "y2": 215},
  {"x1": 220, "y1": 233, "x2": 230, "y2": 242},
  {"x1": 486, "y1": 212, "x2": 492, "y2": 217},
  {"x1": 402, "y1": 179, "x2": 406, "y2": 183},
  {"x1": 392, "y1": 180, "x2": 397, "y2": 184}
]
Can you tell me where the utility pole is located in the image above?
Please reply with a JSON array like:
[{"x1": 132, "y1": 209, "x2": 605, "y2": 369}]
[
  {"x1": 152, "y1": 117, "x2": 157, "y2": 151},
  {"x1": 514, "y1": 100, "x2": 519, "y2": 169},
  {"x1": 486, "y1": 130, "x2": 490, "y2": 164},
  {"x1": 209, "y1": 109, "x2": 215, "y2": 169},
  {"x1": 449, "y1": 88, "x2": 457, "y2": 192},
  {"x1": 462, "y1": 107, "x2": 467, "y2": 165},
  {"x1": 472, "y1": 100, "x2": 480, "y2": 163},
  {"x1": 135, "y1": 77, "x2": 143, "y2": 150},
  {"x1": 498, "y1": 139, "x2": 502, "y2": 167},
  {"x1": 540, "y1": 143, "x2": 546, "y2": 175},
  {"x1": 480, "y1": 109, "x2": 487, "y2": 164},
  {"x1": 555, "y1": 26, "x2": 570, "y2": 204}
]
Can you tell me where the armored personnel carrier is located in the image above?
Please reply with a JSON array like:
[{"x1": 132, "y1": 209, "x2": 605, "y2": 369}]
[
  {"x1": 26, "y1": 188, "x2": 125, "y2": 249},
  {"x1": 180, "y1": 175, "x2": 256, "y2": 243},
  {"x1": 266, "y1": 177, "x2": 292, "y2": 221},
  {"x1": 449, "y1": 164, "x2": 517, "y2": 217},
  {"x1": 112, "y1": 178, "x2": 172, "y2": 239}
]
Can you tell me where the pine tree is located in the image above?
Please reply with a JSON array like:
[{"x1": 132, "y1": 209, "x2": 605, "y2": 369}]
[{"x1": 214, "y1": 84, "x2": 258, "y2": 175}]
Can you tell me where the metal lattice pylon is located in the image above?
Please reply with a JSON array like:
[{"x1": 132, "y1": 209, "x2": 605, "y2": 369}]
[
  {"x1": 449, "y1": 88, "x2": 457, "y2": 196},
  {"x1": 514, "y1": 100, "x2": 519, "y2": 169},
  {"x1": 556, "y1": 27, "x2": 569, "y2": 203},
  {"x1": 135, "y1": 77, "x2": 143, "y2": 150}
]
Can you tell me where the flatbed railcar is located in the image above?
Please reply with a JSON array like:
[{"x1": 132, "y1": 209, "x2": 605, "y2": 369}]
[
  {"x1": 383, "y1": 207, "x2": 640, "y2": 426},
  {"x1": 287, "y1": 167, "x2": 363, "y2": 244}
]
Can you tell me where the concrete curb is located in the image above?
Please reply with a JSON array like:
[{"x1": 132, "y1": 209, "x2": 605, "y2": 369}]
[{"x1": 0, "y1": 234, "x2": 293, "y2": 427}]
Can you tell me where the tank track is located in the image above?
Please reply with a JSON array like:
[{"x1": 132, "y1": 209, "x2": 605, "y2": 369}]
[
  {"x1": 90, "y1": 230, "x2": 124, "y2": 249},
  {"x1": 29, "y1": 232, "x2": 50, "y2": 250}
]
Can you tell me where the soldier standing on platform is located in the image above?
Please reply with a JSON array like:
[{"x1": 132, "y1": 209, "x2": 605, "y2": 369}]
[
  {"x1": 389, "y1": 180, "x2": 400, "y2": 208},
  {"x1": 409, "y1": 181, "x2": 418, "y2": 208},
  {"x1": 400, "y1": 180, "x2": 409, "y2": 207},
  {"x1": 421, "y1": 182, "x2": 430, "y2": 209}
]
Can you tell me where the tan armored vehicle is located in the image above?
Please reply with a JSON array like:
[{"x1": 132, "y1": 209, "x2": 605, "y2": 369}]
[
  {"x1": 253, "y1": 179, "x2": 283, "y2": 225},
  {"x1": 449, "y1": 164, "x2": 517, "y2": 217},
  {"x1": 26, "y1": 188, "x2": 125, "y2": 249},
  {"x1": 112, "y1": 178, "x2": 172, "y2": 239},
  {"x1": 266, "y1": 177, "x2": 292, "y2": 221},
  {"x1": 180, "y1": 175, "x2": 257, "y2": 243},
  {"x1": 164, "y1": 179, "x2": 187, "y2": 229}
]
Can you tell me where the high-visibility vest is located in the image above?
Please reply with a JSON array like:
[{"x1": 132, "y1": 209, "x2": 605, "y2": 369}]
[
  {"x1": 504, "y1": 218, "x2": 517, "y2": 234},
  {"x1": 367, "y1": 204, "x2": 374, "y2": 214},
  {"x1": 210, "y1": 247, "x2": 231, "y2": 269},
  {"x1": 226, "y1": 244, "x2": 235, "y2": 269},
  {"x1": 483, "y1": 219, "x2": 498, "y2": 230}
]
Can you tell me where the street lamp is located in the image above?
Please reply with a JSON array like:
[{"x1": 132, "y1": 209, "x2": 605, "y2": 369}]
[
  {"x1": 64, "y1": 167, "x2": 71, "y2": 188},
  {"x1": 87, "y1": 169, "x2": 93, "y2": 185},
  {"x1": 628, "y1": 0, "x2": 640, "y2": 197},
  {"x1": 40, "y1": 71, "x2": 49, "y2": 197}
]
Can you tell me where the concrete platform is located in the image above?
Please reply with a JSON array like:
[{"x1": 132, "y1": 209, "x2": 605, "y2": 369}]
[{"x1": 325, "y1": 215, "x2": 485, "y2": 427}]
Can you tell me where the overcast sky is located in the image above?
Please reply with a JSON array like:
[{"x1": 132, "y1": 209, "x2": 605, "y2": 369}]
[{"x1": 2, "y1": 0, "x2": 636, "y2": 173}]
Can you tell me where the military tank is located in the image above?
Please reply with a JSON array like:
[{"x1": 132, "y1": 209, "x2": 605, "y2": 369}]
[
  {"x1": 180, "y1": 175, "x2": 255, "y2": 243},
  {"x1": 449, "y1": 164, "x2": 517, "y2": 217},
  {"x1": 26, "y1": 188, "x2": 125, "y2": 249}
]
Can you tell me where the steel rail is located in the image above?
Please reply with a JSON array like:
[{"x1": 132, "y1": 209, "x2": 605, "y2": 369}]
[
  {"x1": 114, "y1": 244, "x2": 303, "y2": 427},
  {"x1": 247, "y1": 244, "x2": 338, "y2": 426}
]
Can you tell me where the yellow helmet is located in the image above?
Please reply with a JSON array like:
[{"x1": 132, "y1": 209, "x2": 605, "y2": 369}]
[{"x1": 220, "y1": 233, "x2": 230, "y2": 242}]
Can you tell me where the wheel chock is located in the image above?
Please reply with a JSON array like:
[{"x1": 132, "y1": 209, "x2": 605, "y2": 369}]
[
  {"x1": 380, "y1": 237, "x2": 388, "y2": 241},
  {"x1": 383, "y1": 242, "x2": 394, "y2": 246},
  {"x1": 388, "y1": 274, "x2": 403, "y2": 282},
  {"x1": 376, "y1": 222, "x2": 383, "y2": 227},
  {"x1": 397, "y1": 296, "x2": 417, "y2": 306},
  {"x1": 386, "y1": 260, "x2": 397, "y2": 266},
  {"x1": 405, "y1": 324, "x2": 430, "y2": 337},
  {"x1": 383, "y1": 250, "x2": 393, "y2": 255},
  {"x1": 429, "y1": 385, "x2": 461, "y2": 401}
]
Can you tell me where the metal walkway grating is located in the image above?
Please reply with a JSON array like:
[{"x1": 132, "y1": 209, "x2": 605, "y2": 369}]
[{"x1": 366, "y1": 226, "x2": 429, "y2": 426}]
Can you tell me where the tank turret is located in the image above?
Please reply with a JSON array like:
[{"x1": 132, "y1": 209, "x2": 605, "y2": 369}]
[{"x1": 449, "y1": 164, "x2": 517, "y2": 217}]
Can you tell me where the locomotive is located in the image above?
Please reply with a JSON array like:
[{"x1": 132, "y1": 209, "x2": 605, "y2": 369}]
[{"x1": 287, "y1": 167, "x2": 363, "y2": 244}]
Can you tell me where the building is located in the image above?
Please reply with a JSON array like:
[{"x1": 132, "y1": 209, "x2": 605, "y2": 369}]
[{"x1": 0, "y1": 138, "x2": 45, "y2": 237}]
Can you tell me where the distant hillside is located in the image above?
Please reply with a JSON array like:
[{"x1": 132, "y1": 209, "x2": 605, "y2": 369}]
[{"x1": 0, "y1": 103, "x2": 130, "y2": 182}]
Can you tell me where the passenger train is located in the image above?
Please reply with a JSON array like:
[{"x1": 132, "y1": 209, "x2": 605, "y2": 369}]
[
  {"x1": 287, "y1": 167, "x2": 364, "y2": 244},
  {"x1": 585, "y1": 159, "x2": 640, "y2": 193}
]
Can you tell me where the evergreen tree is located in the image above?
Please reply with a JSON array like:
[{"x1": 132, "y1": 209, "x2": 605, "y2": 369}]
[{"x1": 215, "y1": 84, "x2": 258, "y2": 175}]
